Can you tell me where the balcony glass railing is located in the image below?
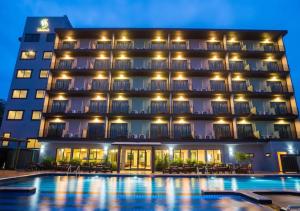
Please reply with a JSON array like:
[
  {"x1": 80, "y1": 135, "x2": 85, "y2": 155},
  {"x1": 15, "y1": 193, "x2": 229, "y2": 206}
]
[
  {"x1": 95, "y1": 41, "x2": 112, "y2": 49},
  {"x1": 151, "y1": 60, "x2": 168, "y2": 69},
  {"x1": 114, "y1": 60, "x2": 132, "y2": 69}
]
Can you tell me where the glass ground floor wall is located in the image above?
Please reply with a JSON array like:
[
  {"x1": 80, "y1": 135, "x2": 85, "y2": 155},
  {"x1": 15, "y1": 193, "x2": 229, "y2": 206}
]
[{"x1": 40, "y1": 141, "x2": 300, "y2": 172}]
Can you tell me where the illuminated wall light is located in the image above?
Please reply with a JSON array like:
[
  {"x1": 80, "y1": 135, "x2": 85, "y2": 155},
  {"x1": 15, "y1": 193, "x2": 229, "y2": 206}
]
[
  {"x1": 118, "y1": 74, "x2": 125, "y2": 79},
  {"x1": 40, "y1": 143, "x2": 46, "y2": 154},
  {"x1": 104, "y1": 144, "x2": 109, "y2": 156},
  {"x1": 175, "y1": 74, "x2": 184, "y2": 80},
  {"x1": 168, "y1": 145, "x2": 174, "y2": 157},
  {"x1": 228, "y1": 146, "x2": 234, "y2": 157},
  {"x1": 175, "y1": 54, "x2": 184, "y2": 60},
  {"x1": 287, "y1": 144, "x2": 294, "y2": 154}
]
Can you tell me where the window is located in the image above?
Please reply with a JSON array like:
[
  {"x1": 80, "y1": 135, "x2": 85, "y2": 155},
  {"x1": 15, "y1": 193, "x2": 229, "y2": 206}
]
[
  {"x1": 27, "y1": 139, "x2": 41, "y2": 149},
  {"x1": 39, "y1": 70, "x2": 49, "y2": 78},
  {"x1": 35, "y1": 90, "x2": 45, "y2": 99},
  {"x1": 31, "y1": 111, "x2": 42, "y2": 120},
  {"x1": 43, "y1": 51, "x2": 53, "y2": 59},
  {"x1": 12, "y1": 90, "x2": 27, "y2": 99},
  {"x1": 20, "y1": 50, "x2": 36, "y2": 59},
  {"x1": 73, "y1": 149, "x2": 88, "y2": 160},
  {"x1": 2, "y1": 133, "x2": 10, "y2": 147},
  {"x1": 206, "y1": 150, "x2": 221, "y2": 163},
  {"x1": 16, "y1": 70, "x2": 31, "y2": 78},
  {"x1": 7, "y1": 110, "x2": 23, "y2": 120},
  {"x1": 56, "y1": 148, "x2": 71, "y2": 162},
  {"x1": 24, "y1": 33, "x2": 40, "y2": 42},
  {"x1": 89, "y1": 149, "x2": 104, "y2": 162},
  {"x1": 46, "y1": 33, "x2": 55, "y2": 42}
]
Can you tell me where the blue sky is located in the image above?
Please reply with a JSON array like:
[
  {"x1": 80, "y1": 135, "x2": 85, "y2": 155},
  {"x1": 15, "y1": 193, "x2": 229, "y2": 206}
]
[{"x1": 1, "y1": 0, "x2": 300, "y2": 103}]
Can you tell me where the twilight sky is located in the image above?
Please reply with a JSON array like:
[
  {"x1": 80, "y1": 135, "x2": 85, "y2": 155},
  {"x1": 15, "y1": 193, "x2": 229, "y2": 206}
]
[{"x1": 0, "y1": 0, "x2": 300, "y2": 103}]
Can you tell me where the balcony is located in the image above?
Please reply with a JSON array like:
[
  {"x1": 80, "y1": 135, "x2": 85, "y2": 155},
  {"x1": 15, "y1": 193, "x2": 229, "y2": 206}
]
[
  {"x1": 171, "y1": 60, "x2": 189, "y2": 70},
  {"x1": 95, "y1": 41, "x2": 112, "y2": 50},
  {"x1": 149, "y1": 41, "x2": 168, "y2": 50},
  {"x1": 114, "y1": 60, "x2": 132, "y2": 69},
  {"x1": 171, "y1": 41, "x2": 188, "y2": 50},
  {"x1": 58, "y1": 41, "x2": 78, "y2": 50},
  {"x1": 93, "y1": 59, "x2": 111, "y2": 69},
  {"x1": 115, "y1": 41, "x2": 133, "y2": 49},
  {"x1": 206, "y1": 42, "x2": 223, "y2": 51},
  {"x1": 151, "y1": 60, "x2": 168, "y2": 69},
  {"x1": 56, "y1": 60, "x2": 75, "y2": 69}
]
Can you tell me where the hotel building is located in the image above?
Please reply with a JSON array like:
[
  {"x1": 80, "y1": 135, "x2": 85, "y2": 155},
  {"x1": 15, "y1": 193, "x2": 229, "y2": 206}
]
[{"x1": 1, "y1": 16, "x2": 300, "y2": 172}]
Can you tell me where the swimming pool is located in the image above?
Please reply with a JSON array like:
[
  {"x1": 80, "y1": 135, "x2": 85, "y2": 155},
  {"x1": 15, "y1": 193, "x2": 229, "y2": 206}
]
[{"x1": 0, "y1": 175, "x2": 299, "y2": 210}]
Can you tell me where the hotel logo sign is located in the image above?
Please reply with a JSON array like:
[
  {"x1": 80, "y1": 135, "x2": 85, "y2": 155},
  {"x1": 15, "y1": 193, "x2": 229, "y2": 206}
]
[{"x1": 37, "y1": 18, "x2": 49, "y2": 32}]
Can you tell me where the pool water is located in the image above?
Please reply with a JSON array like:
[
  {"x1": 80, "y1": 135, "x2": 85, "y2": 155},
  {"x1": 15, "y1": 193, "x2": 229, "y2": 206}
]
[{"x1": 0, "y1": 175, "x2": 299, "y2": 210}]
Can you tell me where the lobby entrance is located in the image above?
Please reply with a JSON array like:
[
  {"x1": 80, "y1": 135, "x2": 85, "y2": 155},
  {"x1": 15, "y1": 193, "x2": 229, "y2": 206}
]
[{"x1": 123, "y1": 149, "x2": 151, "y2": 170}]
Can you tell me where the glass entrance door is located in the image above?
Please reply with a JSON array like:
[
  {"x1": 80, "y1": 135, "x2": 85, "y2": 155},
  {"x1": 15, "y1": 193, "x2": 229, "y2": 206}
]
[{"x1": 124, "y1": 149, "x2": 151, "y2": 170}]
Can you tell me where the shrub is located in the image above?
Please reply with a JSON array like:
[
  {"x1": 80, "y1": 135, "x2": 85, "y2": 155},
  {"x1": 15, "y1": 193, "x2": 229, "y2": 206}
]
[
  {"x1": 234, "y1": 152, "x2": 251, "y2": 164},
  {"x1": 69, "y1": 159, "x2": 81, "y2": 166},
  {"x1": 42, "y1": 157, "x2": 55, "y2": 169}
]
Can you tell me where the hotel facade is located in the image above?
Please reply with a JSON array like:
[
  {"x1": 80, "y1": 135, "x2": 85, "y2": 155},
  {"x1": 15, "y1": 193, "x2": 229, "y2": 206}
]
[{"x1": 1, "y1": 16, "x2": 300, "y2": 172}]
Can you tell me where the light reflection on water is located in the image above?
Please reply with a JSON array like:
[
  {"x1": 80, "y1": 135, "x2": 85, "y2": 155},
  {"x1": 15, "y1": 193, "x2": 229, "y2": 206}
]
[{"x1": 0, "y1": 175, "x2": 300, "y2": 210}]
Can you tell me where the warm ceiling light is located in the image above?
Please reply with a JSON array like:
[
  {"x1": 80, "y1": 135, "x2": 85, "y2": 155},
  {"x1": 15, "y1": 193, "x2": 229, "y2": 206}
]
[
  {"x1": 63, "y1": 54, "x2": 71, "y2": 59},
  {"x1": 216, "y1": 118, "x2": 226, "y2": 124},
  {"x1": 269, "y1": 76, "x2": 279, "y2": 81},
  {"x1": 266, "y1": 56, "x2": 274, "y2": 61},
  {"x1": 116, "y1": 95, "x2": 125, "y2": 100},
  {"x1": 214, "y1": 96, "x2": 224, "y2": 101},
  {"x1": 276, "y1": 119, "x2": 288, "y2": 125},
  {"x1": 95, "y1": 95, "x2": 104, "y2": 100},
  {"x1": 65, "y1": 36, "x2": 74, "y2": 41},
  {"x1": 177, "y1": 95, "x2": 186, "y2": 101},
  {"x1": 272, "y1": 97, "x2": 284, "y2": 102},
  {"x1": 100, "y1": 36, "x2": 108, "y2": 41},
  {"x1": 116, "y1": 118, "x2": 124, "y2": 123},
  {"x1": 233, "y1": 75, "x2": 243, "y2": 81},
  {"x1": 212, "y1": 75, "x2": 221, "y2": 80},
  {"x1": 154, "y1": 95, "x2": 163, "y2": 101},
  {"x1": 61, "y1": 74, "x2": 68, "y2": 79},
  {"x1": 178, "y1": 118, "x2": 186, "y2": 124},
  {"x1": 229, "y1": 37, "x2": 236, "y2": 42},
  {"x1": 58, "y1": 95, "x2": 65, "y2": 100},
  {"x1": 54, "y1": 118, "x2": 62, "y2": 123},
  {"x1": 175, "y1": 37, "x2": 182, "y2": 42},
  {"x1": 119, "y1": 74, "x2": 125, "y2": 79},
  {"x1": 93, "y1": 117, "x2": 101, "y2": 123},
  {"x1": 239, "y1": 119, "x2": 249, "y2": 124},
  {"x1": 235, "y1": 96, "x2": 246, "y2": 102},
  {"x1": 154, "y1": 118, "x2": 164, "y2": 124},
  {"x1": 96, "y1": 74, "x2": 105, "y2": 79},
  {"x1": 98, "y1": 54, "x2": 107, "y2": 59}
]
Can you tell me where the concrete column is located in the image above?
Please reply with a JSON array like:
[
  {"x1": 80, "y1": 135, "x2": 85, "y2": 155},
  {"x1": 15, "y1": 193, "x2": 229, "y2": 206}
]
[
  {"x1": 151, "y1": 146, "x2": 155, "y2": 173},
  {"x1": 117, "y1": 145, "x2": 121, "y2": 173}
]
